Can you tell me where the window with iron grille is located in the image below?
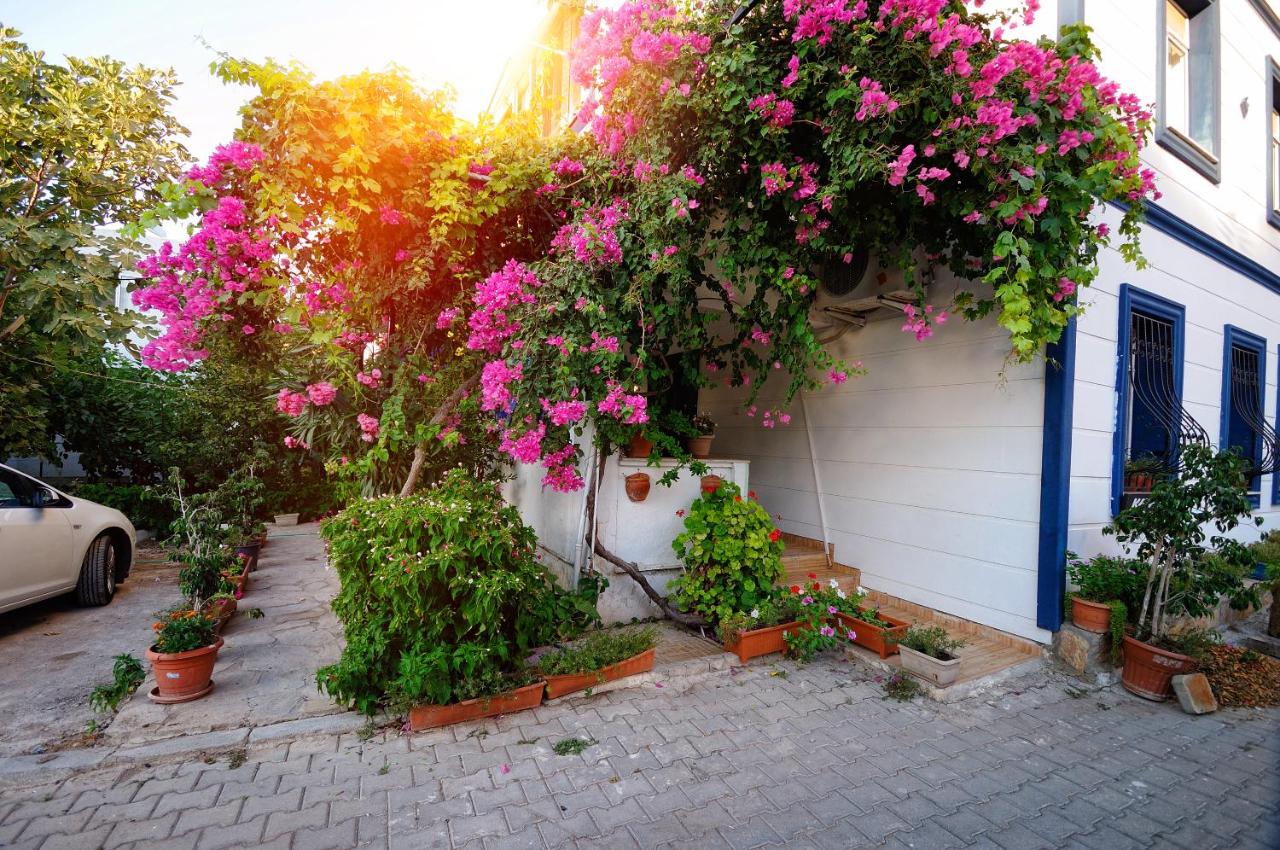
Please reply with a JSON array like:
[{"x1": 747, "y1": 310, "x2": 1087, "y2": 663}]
[
  {"x1": 1220, "y1": 326, "x2": 1276, "y2": 507},
  {"x1": 1112, "y1": 286, "x2": 1209, "y2": 514}
]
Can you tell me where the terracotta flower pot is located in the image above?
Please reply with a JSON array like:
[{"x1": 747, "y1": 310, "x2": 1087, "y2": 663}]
[
  {"x1": 625, "y1": 472, "x2": 651, "y2": 502},
  {"x1": 1120, "y1": 635, "x2": 1194, "y2": 701},
  {"x1": 833, "y1": 610, "x2": 910, "y2": 659},
  {"x1": 543, "y1": 648, "x2": 657, "y2": 699},
  {"x1": 687, "y1": 435, "x2": 714, "y2": 459},
  {"x1": 1124, "y1": 472, "x2": 1154, "y2": 493},
  {"x1": 234, "y1": 542, "x2": 260, "y2": 572},
  {"x1": 627, "y1": 434, "x2": 652, "y2": 458},
  {"x1": 409, "y1": 681, "x2": 545, "y2": 731},
  {"x1": 1070, "y1": 597, "x2": 1111, "y2": 633},
  {"x1": 899, "y1": 644, "x2": 962, "y2": 688},
  {"x1": 221, "y1": 570, "x2": 248, "y2": 595},
  {"x1": 700, "y1": 474, "x2": 723, "y2": 495},
  {"x1": 724, "y1": 621, "x2": 802, "y2": 664},
  {"x1": 146, "y1": 638, "x2": 223, "y2": 703}
]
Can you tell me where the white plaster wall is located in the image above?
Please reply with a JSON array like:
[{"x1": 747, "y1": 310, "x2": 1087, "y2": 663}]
[{"x1": 702, "y1": 302, "x2": 1052, "y2": 644}]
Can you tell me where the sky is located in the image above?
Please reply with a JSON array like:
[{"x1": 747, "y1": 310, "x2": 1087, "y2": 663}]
[{"x1": 0, "y1": 0, "x2": 550, "y2": 161}]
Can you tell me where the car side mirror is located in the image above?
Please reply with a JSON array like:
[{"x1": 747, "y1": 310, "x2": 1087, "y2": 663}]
[{"x1": 31, "y1": 488, "x2": 53, "y2": 508}]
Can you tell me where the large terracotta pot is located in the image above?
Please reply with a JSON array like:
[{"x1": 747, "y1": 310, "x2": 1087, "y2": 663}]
[
  {"x1": 146, "y1": 638, "x2": 223, "y2": 703},
  {"x1": 724, "y1": 621, "x2": 802, "y2": 664},
  {"x1": 625, "y1": 473, "x2": 651, "y2": 503},
  {"x1": 543, "y1": 648, "x2": 657, "y2": 700},
  {"x1": 687, "y1": 435, "x2": 714, "y2": 459},
  {"x1": 834, "y1": 610, "x2": 910, "y2": 659},
  {"x1": 1121, "y1": 635, "x2": 1194, "y2": 701},
  {"x1": 1070, "y1": 597, "x2": 1111, "y2": 633},
  {"x1": 409, "y1": 682, "x2": 545, "y2": 731},
  {"x1": 899, "y1": 644, "x2": 962, "y2": 688},
  {"x1": 627, "y1": 434, "x2": 652, "y2": 458}
]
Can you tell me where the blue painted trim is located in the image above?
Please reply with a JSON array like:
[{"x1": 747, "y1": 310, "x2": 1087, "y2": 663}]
[
  {"x1": 1275, "y1": 343, "x2": 1280, "y2": 505},
  {"x1": 1221, "y1": 325, "x2": 1267, "y2": 507},
  {"x1": 1037, "y1": 317, "x2": 1077, "y2": 633},
  {"x1": 1112, "y1": 285, "x2": 1188, "y2": 517},
  {"x1": 1111, "y1": 201, "x2": 1280, "y2": 296}
]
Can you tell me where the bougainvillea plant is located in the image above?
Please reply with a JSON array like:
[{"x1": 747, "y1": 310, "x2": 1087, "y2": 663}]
[{"x1": 134, "y1": 0, "x2": 1156, "y2": 506}]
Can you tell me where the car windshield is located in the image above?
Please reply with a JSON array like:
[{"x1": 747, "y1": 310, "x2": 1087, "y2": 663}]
[{"x1": 0, "y1": 469, "x2": 36, "y2": 508}]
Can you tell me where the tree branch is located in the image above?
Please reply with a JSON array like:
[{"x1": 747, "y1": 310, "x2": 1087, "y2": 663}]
[{"x1": 397, "y1": 372, "x2": 479, "y2": 497}]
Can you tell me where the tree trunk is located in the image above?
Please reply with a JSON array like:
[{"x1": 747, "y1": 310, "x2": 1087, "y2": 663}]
[
  {"x1": 1268, "y1": 582, "x2": 1280, "y2": 638},
  {"x1": 583, "y1": 449, "x2": 708, "y2": 628},
  {"x1": 397, "y1": 374, "x2": 479, "y2": 497}
]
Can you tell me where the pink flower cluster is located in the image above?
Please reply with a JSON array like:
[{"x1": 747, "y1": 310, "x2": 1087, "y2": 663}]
[
  {"x1": 748, "y1": 94, "x2": 796, "y2": 128},
  {"x1": 466, "y1": 260, "x2": 542, "y2": 355},
  {"x1": 357, "y1": 413, "x2": 380, "y2": 443},
  {"x1": 480, "y1": 359, "x2": 523, "y2": 411},
  {"x1": 596, "y1": 381, "x2": 648, "y2": 425},
  {"x1": 551, "y1": 157, "x2": 585, "y2": 178},
  {"x1": 306, "y1": 381, "x2": 337, "y2": 406},
  {"x1": 185, "y1": 141, "x2": 264, "y2": 187},
  {"x1": 855, "y1": 78, "x2": 899, "y2": 121},
  {"x1": 783, "y1": 0, "x2": 868, "y2": 46},
  {"x1": 276, "y1": 389, "x2": 308, "y2": 417},
  {"x1": 436, "y1": 307, "x2": 462, "y2": 329},
  {"x1": 760, "y1": 163, "x2": 794, "y2": 197},
  {"x1": 551, "y1": 200, "x2": 629, "y2": 266},
  {"x1": 901, "y1": 303, "x2": 947, "y2": 341}
]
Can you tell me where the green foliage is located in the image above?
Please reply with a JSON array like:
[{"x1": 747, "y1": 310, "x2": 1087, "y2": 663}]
[
  {"x1": 882, "y1": 673, "x2": 921, "y2": 702},
  {"x1": 315, "y1": 470, "x2": 600, "y2": 714},
  {"x1": 537, "y1": 627, "x2": 657, "y2": 677},
  {"x1": 1106, "y1": 446, "x2": 1263, "y2": 640},
  {"x1": 552, "y1": 737, "x2": 597, "y2": 756},
  {"x1": 896, "y1": 626, "x2": 965, "y2": 661},
  {"x1": 0, "y1": 27, "x2": 188, "y2": 457},
  {"x1": 1066, "y1": 554, "x2": 1146, "y2": 614},
  {"x1": 88, "y1": 654, "x2": 146, "y2": 713},
  {"x1": 152, "y1": 610, "x2": 217, "y2": 654},
  {"x1": 670, "y1": 483, "x2": 784, "y2": 623},
  {"x1": 1159, "y1": 627, "x2": 1221, "y2": 664},
  {"x1": 1108, "y1": 600, "x2": 1128, "y2": 667},
  {"x1": 71, "y1": 482, "x2": 176, "y2": 536}
]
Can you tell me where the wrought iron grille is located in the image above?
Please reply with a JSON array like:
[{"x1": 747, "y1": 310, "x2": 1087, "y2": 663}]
[
  {"x1": 1226, "y1": 343, "x2": 1278, "y2": 477},
  {"x1": 1126, "y1": 312, "x2": 1209, "y2": 476}
]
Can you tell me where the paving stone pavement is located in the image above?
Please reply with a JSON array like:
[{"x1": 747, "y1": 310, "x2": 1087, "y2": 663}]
[{"x1": 1, "y1": 657, "x2": 1276, "y2": 850}]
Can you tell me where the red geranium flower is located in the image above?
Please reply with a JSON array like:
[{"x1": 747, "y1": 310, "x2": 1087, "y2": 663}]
[
  {"x1": 768, "y1": 528, "x2": 781, "y2": 542},
  {"x1": 789, "y1": 584, "x2": 801, "y2": 594},
  {"x1": 734, "y1": 495, "x2": 742, "y2": 502},
  {"x1": 807, "y1": 572, "x2": 817, "y2": 579},
  {"x1": 748, "y1": 490, "x2": 757, "y2": 498}
]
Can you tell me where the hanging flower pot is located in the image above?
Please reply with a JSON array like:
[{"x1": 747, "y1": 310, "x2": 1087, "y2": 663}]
[
  {"x1": 700, "y1": 474, "x2": 723, "y2": 495},
  {"x1": 627, "y1": 433, "x2": 652, "y2": 458},
  {"x1": 625, "y1": 472, "x2": 651, "y2": 502}
]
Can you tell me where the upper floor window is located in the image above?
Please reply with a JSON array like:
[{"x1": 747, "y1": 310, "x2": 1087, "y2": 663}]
[
  {"x1": 1158, "y1": 0, "x2": 1221, "y2": 182},
  {"x1": 1269, "y1": 60, "x2": 1280, "y2": 228}
]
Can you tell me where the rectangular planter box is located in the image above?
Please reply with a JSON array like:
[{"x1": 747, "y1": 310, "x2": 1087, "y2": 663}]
[
  {"x1": 725, "y1": 621, "x2": 802, "y2": 664},
  {"x1": 899, "y1": 644, "x2": 962, "y2": 688},
  {"x1": 833, "y1": 610, "x2": 910, "y2": 659},
  {"x1": 543, "y1": 648, "x2": 656, "y2": 699},
  {"x1": 409, "y1": 681, "x2": 545, "y2": 731}
]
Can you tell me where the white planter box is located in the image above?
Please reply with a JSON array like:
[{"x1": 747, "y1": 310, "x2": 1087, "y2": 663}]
[
  {"x1": 273, "y1": 513, "x2": 300, "y2": 527},
  {"x1": 899, "y1": 644, "x2": 962, "y2": 688}
]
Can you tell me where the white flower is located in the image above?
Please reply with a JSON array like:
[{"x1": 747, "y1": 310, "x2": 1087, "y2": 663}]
[
  {"x1": 836, "y1": 588, "x2": 846, "y2": 599},
  {"x1": 749, "y1": 608, "x2": 760, "y2": 619},
  {"x1": 857, "y1": 586, "x2": 866, "y2": 595},
  {"x1": 828, "y1": 578, "x2": 839, "y2": 589}
]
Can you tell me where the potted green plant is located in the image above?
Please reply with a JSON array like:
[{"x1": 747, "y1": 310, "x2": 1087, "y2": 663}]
[
  {"x1": 1107, "y1": 446, "x2": 1263, "y2": 700},
  {"x1": 1065, "y1": 555, "x2": 1144, "y2": 639},
  {"x1": 408, "y1": 668, "x2": 545, "y2": 730},
  {"x1": 894, "y1": 626, "x2": 966, "y2": 688},
  {"x1": 687, "y1": 412, "x2": 716, "y2": 458},
  {"x1": 202, "y1": 591, "x2": 238, "y2": 636},
  {"x1": 146, "y1": 607, "x2": 222, "y2": 703},
  {"x1": 718, "y1": 591, "x2": 806, "y2": 663},
  {"x1": 1122, "y1": 454, "x2": 1164, "y2": 495},
  {"x1": 826, "y1": 583, "x2": 911, "y2": 659},
  {"x1": 537, "y1": 627, "x2": 658, "y2": 699}
]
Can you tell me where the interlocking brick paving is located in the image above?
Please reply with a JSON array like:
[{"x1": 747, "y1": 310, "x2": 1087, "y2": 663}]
[{"x1": 1, "y1": 657, "x2": 1276, "y2": 850}]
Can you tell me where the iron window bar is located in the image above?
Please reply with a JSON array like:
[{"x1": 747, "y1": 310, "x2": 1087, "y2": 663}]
[
  {"x1": 1227, "y1": 344, "x2": 1278, "y2": 477},
  {"x1": 1127, "y1": 313, "x2": 1210, "y2": 480}
]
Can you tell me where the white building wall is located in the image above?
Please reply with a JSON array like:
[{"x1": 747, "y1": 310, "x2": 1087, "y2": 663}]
[{"x1": 702, "y1": 298, "x2": 1053, "y2": 643}]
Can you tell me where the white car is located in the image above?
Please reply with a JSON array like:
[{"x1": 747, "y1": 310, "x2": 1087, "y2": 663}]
[{"x1": 0, "y1": 463, "x2": 135, "y2": 613}]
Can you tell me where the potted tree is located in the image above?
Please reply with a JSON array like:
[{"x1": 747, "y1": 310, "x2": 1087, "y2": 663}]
[
  {"x1": 1107, "y1": 446, "x2": 1263, "y2": 700},
  {"x1": 894, "y1": 626, "x2": 966, "y2": 688},
  {"x1": 146, "y1": 607, "x2": 222, "y2": 703},
  {"x1": 537, "y1": 627, "x2": 658, "y2": 699},
  {"x1": 687, "y1": 412, "x2": 716, "y2": 459},
  {"x1": 219, "y1": 464, "x2": 267, "y2": 570}
]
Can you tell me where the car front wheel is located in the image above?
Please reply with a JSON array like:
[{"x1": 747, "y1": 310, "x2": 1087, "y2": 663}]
[{"x1": 75, "y1": 534, "x2": 117, "y2": 607}]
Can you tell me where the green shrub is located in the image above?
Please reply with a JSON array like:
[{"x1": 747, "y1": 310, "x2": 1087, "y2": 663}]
[
  {"x1": 537, "y1": 627, "x2": 657, "y2": 677},
  {"x1": 895, "y1": 626, "x2": 965, "y2": 661},
  {"x1": 670, "y1": 483, "x2": 784, "y2": 623},
  {"x1": 1066, "y1": 555, "x2": 1146, "y2": 612},
  {"x1": 73, "y1": 483, "x2": 176, "y2": 536},
  {"x1": 316, "y1": 470, "x2": 600, "y2": 714},
  {"x1": 89, "y1": 654, "x2": 146, "y2": 712}
]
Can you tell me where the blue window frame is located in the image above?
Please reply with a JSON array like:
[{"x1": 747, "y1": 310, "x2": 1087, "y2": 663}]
[
  {"x1": 1112, "y1": 285, "x2": 1188, "y2": 516},
  {"x1": 1220, "y1": 326, "x2": 1267, "y2": 506},
  {"x1": 1276, "y1": 343, "x2": 1280, "y2": 505}
]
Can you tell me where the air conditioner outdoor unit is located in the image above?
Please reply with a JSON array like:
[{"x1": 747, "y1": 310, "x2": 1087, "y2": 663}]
[{"x1": 811, "y1": 249, "x2": 919, "y2": 327}]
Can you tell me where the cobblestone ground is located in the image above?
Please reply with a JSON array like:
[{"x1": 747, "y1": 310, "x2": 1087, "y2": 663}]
[{"x1": 1, "y1": 658, "x2": 1276, "y2": 850}]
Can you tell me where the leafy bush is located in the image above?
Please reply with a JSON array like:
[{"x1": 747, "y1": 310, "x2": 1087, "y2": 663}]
[
  {"x1": 538, "y1": 627, "x2": 657, "y2": 677},
  {"x1": 896, "y1": 626, "x2": 965, "y2": 661},
  {"x1": 89, "y1": 654, "x2": 146, "y2": 712},
  {"x1": 1066, "y1": 555, "x2": 1146, "y2": 611},
  {"x1": 670, "y1": 483, "x2": 784, "y2": 623},
  {"x1": 72, "y1": 483, "x2": 176, "y2": 536},
  {"x1": 152, "y1": 609, "x2": 217, "y2": 654},
  {"x1": 316, "y1": 470, "x2": 600, "y2": 714}
]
